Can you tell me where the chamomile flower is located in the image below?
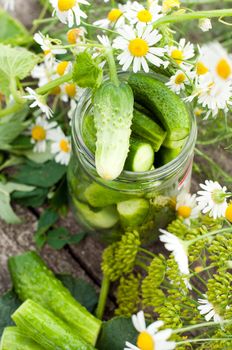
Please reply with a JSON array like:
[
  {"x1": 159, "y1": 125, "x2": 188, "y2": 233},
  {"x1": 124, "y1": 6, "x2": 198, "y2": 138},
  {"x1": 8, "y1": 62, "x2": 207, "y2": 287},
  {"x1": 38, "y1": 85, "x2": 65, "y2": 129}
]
[
  {"x1": 198, "y1": 18, "x2": 212, "y2": 32},
  {"x1": 163, "y1": 0, "x2": 180, "y2": 13},
  {"x1": 113, "y1": 24, "x2": 167, "y2": 73},
  {"x1": 50, "y1": 127, "x2": 71, "y2": 165},
  {"x1": 159, "y1": 229, "x2": 191, "y2": 289},
  {"x1": 125, "y1": 311, "x2": 175, "y2": 350},
  {"x1": 186, "y1": 74, "x2": 232, "y2": 117},
  {"x1": 168, "y1": 38, "x2": 195, "y2": 67},
  {"x1": 67, "y1": 27, "x2": 86, "y2": 44},
  {"x1": 34, "y1": 32, "x2": 67, "y2": 66},
  {"x1": 60, "y1": 83, "x2": 85, "y2": 102},
  {"x1": 196, "y1": 180, "x2": 229, "y2": 219},
  {"x1": 50, "y1": 0, "x2": 89, "y2": 27},
  {"x1": 176, "y1": 192, "x2": 200, "y2": 224},
  {"x1": 1, "y1": 0, "x2": 15, "y2": 11},
  {"x1": 30, "y1": 117, "x2": 57, "y2": 153},
  {"x1": 94, "y1": 4, "x2": 125, "y2": 29},
  {"x1": 225, "y1": 202, "x2": 232, "y2": 222},
  {"x1": 198, "y1": 296, "x2": 223, "y2": 323},
  {"x1": 31, "y1": 63, "x2": 51, "y2": 88},
  {"x1": 125, "y1": 1, "x2": 163, "y2": 27},
  {"x1": 55, "y1": 61, "x2": 73, "y2": 77},
  {"x1": 199, "y1": 42, "x2": 232, "y2": 82},
  {"x1": 166, "y1": 69, "x2": 193, "y2": 94},
  {"x1": 23, "y1": 87, "x2": 53, "y2": 119}
]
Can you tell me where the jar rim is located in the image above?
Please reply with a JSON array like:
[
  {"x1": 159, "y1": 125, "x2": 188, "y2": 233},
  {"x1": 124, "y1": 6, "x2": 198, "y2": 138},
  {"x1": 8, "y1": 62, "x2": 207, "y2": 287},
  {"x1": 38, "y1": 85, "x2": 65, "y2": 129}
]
[{"x1": 72, "y1": 73, "x2": 197, "y2": 184}]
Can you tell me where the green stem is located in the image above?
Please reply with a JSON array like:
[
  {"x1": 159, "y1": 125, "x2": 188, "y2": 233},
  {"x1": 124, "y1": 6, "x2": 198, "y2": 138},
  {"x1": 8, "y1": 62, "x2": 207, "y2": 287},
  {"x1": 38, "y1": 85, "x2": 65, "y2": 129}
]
[
  {"x1": 30, "y1": 1, "x2": 49, "y2": 35},
  {"x1": 10, "y1": 79, "x2": 25, "y2": 105},
  {"x1": 82, "y1": 21, "x2": 118, "y2": 35},
  {"x1": 105, "y1": 49, "x2": 119, "y2": 86},
  {"x1": 173, "y1": 320, "x2": 231, "y2": 334},
  {"x1": 187, "y1": 227, "x2": 232, "y2": 246},
  {"x1": 153, "y1": 9, "x2": 232, "y2": 28},
  {"x1": 36, "y1": 72, "x2": 72, "y2": 95},
  {"x1": 177, "y1": 338, "x2": 232, "y2": 345},
  {"x1": 95, "y1": 275, "x2": 110, "y2": 320},
  {"x1": 0, "y1": 103, "x2": 24, "y2": 118}
]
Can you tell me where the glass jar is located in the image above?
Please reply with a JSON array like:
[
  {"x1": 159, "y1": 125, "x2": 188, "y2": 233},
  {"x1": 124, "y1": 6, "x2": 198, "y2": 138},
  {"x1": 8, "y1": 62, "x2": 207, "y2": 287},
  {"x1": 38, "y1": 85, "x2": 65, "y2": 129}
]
[{"x1": 68, "y1": 74, "x2": 197, "y2": 244}]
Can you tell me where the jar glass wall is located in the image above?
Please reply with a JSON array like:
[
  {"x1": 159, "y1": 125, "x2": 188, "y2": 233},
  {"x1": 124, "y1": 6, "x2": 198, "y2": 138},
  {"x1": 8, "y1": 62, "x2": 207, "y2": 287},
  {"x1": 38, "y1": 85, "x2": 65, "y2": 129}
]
[{"x1": 68, "y1": 74, "x2": 197, "y2": 244}]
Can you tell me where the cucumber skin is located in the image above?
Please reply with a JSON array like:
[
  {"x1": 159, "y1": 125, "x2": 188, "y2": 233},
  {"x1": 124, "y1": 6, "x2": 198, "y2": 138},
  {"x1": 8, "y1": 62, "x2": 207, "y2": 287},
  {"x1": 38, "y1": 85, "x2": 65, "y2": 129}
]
[
  {"x1": 94, "y1": 81, "x2": 134, "y2": 180},
  {"x1": 128, "y1": 73, "x2": 190, "y2": 141},
  {"x1": 84, "y1": 182, "x2": 131, "y2": 208},
  {"x1": 157, "y1": 147, "x2": 182, "y2": 166},
  {"x1": 0, "y1": 327, "x2": 45, "y2": 350},
  {"x1": 124, "y1": 137, "x2": 154, "y2": 172},
  {"x1": 132, "y1": 110, "x2": 166, "y2": 151},
  {"x1": 82, "y1": 114, "x2": 97, "y2": 154},
  {"x1": 12, "y1": 300, "x2": 95, "y2": 350},
  {"x1": 8, "y1": 252, "x2": 101, "y2": 346},
  {"x1": 73, "y1": 198, "x2": 119, "y2": 229},
  {"x1": 117, "y1": 198, "x2": 150, "y2": 229}
]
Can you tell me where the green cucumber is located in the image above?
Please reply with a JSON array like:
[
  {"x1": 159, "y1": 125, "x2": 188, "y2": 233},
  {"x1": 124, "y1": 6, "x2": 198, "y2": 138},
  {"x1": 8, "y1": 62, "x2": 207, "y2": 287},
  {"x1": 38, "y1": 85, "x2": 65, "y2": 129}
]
[
  {"x1": 163, "y1": 136, "x2": 188, "y2": 149},
  {"x1": 8, "y1": 252, "x2": 101, "y2": 346},
  {"x1": 73, "y1": 198, "x2": 119, "y2": 229},
  {"x1": 132, "y1": 110, "x2": 166, "y2": 152},
  {"x1": 0, "y1": 327, "x2": 45, "y2": 350},
  {"x1": 117, "y1": 198, "x2": 149, "y2": 228},
  {"x1": 84, "y1": 182, "x2": 130, "y2": 208},
  {"x1": 125, "y1": 137, "x2": 154, "y2": 172},
  {"x1": 12, "y1": 300, "x2": 94, "y2": 350},
  {"x1": 157, "y1": 147, "x2": 182, "y2": 166},
  {"x1": 94, "y1": 81, "x2": 134, "y2": 180},
  {"x1": 82, "y1": 114, "x2": 97, "y2": 154},
  {"x1": 128, "y1": 73, "x2": 190, "y2": 144}
]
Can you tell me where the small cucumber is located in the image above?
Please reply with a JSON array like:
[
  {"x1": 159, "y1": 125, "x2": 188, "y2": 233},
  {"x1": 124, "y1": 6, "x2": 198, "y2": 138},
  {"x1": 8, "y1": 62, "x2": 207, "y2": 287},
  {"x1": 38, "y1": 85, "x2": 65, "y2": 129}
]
[
  {"x1": 94, "y1": 81, "x2": 134, "y2": 180},
  {"x1": 132, "y1": 110, "x2": 166, "y2": 151},
  {"x1": 125, "y1": 137, "x2": 154, "y2": 172},
  {"x1": 117, "y1": 198, "x2": 149, "y2": 228},
  {"x1": 156, "y1": 147, "x2": 182, "y2": 166},
  {"x1": 0, "y1": 327, "x2": 45, "y2": 350},
  {"x1": 128, "y1": 73, "x2": 190, "y2": 143},
  {"x1": 82, "y1": 114, "x2": 97, "y2": 154},
  {"x1": 163, "y1": 136, "x2": 188, "y2": 149},
  {"x1": 73, "y1": 198, "x2": 119, "y2": 229},
  {"x1": 12, "y1": 300, "x2": 94, "y2": 350},
  {"x1": 84, "y1": 182, "x2": 130, "y2": 208}
]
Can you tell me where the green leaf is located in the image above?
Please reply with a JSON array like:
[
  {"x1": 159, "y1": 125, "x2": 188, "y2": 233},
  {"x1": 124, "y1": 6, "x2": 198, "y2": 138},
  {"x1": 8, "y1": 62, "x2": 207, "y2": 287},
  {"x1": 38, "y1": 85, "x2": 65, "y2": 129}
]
[
  {"x1": 73, "y1": 51, "x2": 103, "y2": 88},
  {"x1": 0, "y1": 290, "x2": 21, "y2": 338},
  {"x1": 13, "y1": 160, "x2": 67, "y2": 188},
  {"x1": 0, "y1": 44, "x2": 39, "y2": 96},
  {"x1": 34, "y1": 209, "x2": 59, "y2": 248},
  {"x1": 0, "y1": 182, "x2": 34, "y2": 224},
  {"x1": 11, "y1": 187, "x2": 48, "y2": 208},
  {"x1": 0, "y1": 10, "x2": 31, "y2": 45},
  {"x1": 57, "y1": 275, "x2": 98, "y2": 313},
  {"x1": 47, "y1": 228, "x2": 86, "y2": 250},
  {"x1": 97, "y1": 317, "x2": 137, "y2": 350}
]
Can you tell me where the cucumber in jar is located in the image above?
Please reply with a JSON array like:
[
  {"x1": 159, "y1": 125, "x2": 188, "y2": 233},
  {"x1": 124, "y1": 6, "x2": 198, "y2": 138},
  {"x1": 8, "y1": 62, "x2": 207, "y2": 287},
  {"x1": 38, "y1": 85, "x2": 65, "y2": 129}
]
[{"x1": 117, "y1": 198, "x2": 150, "y2": 229}]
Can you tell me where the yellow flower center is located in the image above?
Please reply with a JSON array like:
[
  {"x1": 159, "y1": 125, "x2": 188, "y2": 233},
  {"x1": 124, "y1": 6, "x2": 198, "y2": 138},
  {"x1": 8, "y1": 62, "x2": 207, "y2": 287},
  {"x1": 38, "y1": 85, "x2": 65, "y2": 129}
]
[
  {"x1": 65, "y1": 83, "x2": 76, "y2": 97},
  {"x1": 107, "y1": 8, "x2": 123, "y2": 22},
  {"x1": 216, "y1": 58, "x2": 231, "y2": 80},
  {"x1": 31, "y1": 125, "x2": 46, "y2": 142},
  {"x1": 137, "y1": 9, "x2": 152, "y2": 23},
  {"x1": 171, "y1": 49, "x2": 183, "y2": 64},
  {"x1": 177, "y1": 205, "x2": 192, "y2": 218},
  {"x1": 60, "y1": 139, "x2": 70, "y2": 153},
  {"x1": 137, "y1": 331, "x2": 154, "y2": 350},
  {"x1": 175, "y1": 72, "x2": 186, "y2": 85},
  {"x1": 51, "y1": 86, "x2": 61, "y2": 95},
  {"x1": 194, "y1": 108, "x2": 204, "y2": 117},
  {"x1": 196, "y1": 61, "x2": 209, "y2": 76},
  {"x1": 58, "y1": 0, "x2": 75, "y2": 11},
  {"x1": 129, "y1": 38, "x2": 149, "y2": 57},
  {"x1": 44, "y1": 49, "x2": 51, "y2": 56},
  {"x1": 225, "y1": 203, "x2": 232, "y2": 222},
  {"x1": 194, "y1": 266, "x2": 203, "y2": 273},
  {"x1": 163, "y1": 0, "x2": 180, "y2": 12},
  {"x1": 57, "y1": 61, "x2": 69, "y2": 76},
  {"x1": 67, "y1": 28, "x2": 82, "y2": 44}
]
